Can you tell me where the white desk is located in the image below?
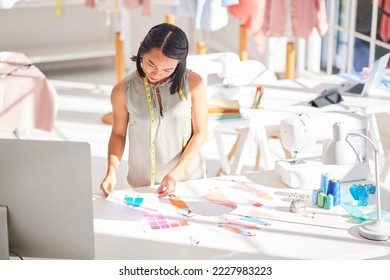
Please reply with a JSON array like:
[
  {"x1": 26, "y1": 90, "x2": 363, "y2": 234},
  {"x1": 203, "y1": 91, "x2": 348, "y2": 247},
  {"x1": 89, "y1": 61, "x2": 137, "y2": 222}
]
[
  {"x1": 209, "y1": 76, "x2": 390, "y2": 174},
  {"x1": 93, "y1": 173, "x2": 390, "y2": 260}
]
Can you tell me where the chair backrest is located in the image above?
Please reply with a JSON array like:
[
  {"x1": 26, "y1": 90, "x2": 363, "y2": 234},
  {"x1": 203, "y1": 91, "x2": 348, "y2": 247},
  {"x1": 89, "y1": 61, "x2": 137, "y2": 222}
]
[
  {"x1": 187, "y1": 52, "x2": 241, "y2": 85},
  {"x1": 229, "y1": 60, "x2": 277, "y2": 86},
  {"x1": 187, "y1": 52, "x2": 277, "y2": 100}
]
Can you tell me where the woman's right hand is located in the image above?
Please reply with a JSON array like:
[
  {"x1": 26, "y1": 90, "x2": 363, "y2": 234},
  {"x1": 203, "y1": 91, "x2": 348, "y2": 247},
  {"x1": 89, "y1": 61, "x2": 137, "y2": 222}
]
[
  {"x1": 100, "y1": 80, "x2": 127, "y2": 197},
  {"x1": 100, "y1": 174, "x2": 116, "y2": 197}
]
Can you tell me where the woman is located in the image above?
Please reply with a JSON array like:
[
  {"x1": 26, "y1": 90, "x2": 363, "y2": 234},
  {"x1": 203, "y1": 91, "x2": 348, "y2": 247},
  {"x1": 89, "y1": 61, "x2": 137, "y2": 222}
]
[{"x1": 100, "y1": 23, "x2": 208, "y2": 198}]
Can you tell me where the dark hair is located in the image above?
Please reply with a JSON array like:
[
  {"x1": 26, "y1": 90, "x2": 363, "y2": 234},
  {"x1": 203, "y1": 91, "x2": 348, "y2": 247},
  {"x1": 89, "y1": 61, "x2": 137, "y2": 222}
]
[{"x1": 131, "y1": 23, "x2": 189, "y2": 94}]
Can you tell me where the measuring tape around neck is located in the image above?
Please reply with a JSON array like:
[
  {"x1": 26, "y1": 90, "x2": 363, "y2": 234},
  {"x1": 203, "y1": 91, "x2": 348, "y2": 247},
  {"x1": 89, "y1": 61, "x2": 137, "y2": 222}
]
[{"x1": 144, "y1": 77, "x2": 190, "y2": 187}]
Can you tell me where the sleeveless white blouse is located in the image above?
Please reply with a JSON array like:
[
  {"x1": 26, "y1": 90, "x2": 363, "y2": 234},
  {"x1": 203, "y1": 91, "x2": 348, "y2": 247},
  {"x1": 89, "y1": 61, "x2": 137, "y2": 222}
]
[{"x1": 124, "y1": 70, "x2": 205, "y2": 188}]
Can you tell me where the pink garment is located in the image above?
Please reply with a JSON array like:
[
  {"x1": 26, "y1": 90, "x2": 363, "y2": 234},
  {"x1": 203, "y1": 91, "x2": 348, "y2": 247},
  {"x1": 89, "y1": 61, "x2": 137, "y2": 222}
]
[
  {"x1": 228, "y1": 0, "x2": 267, "y2": 53},
  {"x1": 263, "y1": 0, "x2": 328, "y2": 38},
  {"x1": 85, "y1": 0, "x2": 95, "y2": 8},
  {"x1": 228, "y1": 0, "x2": 328, "y2": 53},
  {"x1": 85, "y1": 0, "x2": 151, "y2": 16},
  {"x1": 379, "y1": 0, "x2": 390, "y2": 42},
  {"x1": 123, "y1": 0, "x2": 151, "y2": 16},
  {"x1": 0, "y1": 52, "x2": 58, "y2": 132}
]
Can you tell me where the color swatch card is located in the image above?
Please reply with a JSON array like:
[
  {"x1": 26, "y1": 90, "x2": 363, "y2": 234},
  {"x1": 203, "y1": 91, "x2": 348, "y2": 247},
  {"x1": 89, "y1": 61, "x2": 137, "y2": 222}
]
[
  {"x1": 107, "y1": 189, "x2": 193, "y2": 233},
  {"x1": 178, "y1": 177, "x2": 275, "y2": 218},
  {"x1": 107, "y1": 190, "x2": 159, "y2": 213},
  {"x1": 141, "y1": 212, "x2": 190, "y2": 232}
]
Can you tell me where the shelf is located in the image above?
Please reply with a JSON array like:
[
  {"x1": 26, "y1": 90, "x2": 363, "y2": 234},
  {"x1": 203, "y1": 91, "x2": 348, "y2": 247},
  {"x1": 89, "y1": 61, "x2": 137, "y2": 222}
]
[
  {"x1": 3, "y1": 0, "x2": 84, "y2": 8},
  {"x1": 11, "y1": 41, "x2": 115, "y2": 64}
]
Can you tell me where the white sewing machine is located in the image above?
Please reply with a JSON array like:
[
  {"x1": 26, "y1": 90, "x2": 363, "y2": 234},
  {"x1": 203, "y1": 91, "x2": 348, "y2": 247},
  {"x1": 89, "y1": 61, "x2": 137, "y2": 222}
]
[{"x1": 276, "y1": 111, "x2": 371, "y2": 188}]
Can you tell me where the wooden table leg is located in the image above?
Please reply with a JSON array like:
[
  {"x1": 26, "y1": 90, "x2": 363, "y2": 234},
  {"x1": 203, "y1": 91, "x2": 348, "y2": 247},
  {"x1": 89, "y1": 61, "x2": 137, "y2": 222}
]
[
  {"x1": 114, "y1": 31, "x2": 125, "y2": 82},
  {"x1": 285, "y1": 42, "x2": 295, "y2": 79},
  {"x1": 165, "y1": 13, "x2": 174, "y2": 24},
  {"x1": 102, "y1": 31, "x2": 125, "y2": 125},
  {"x1": 216, "y1": 135, "x2": 240, "y2": 176},
  {"x1": 196, "y1": 41, "x2": 207, "y2": 54},
  {"x1": 239, "y1": 24, "x2": 248, "y2": 61},
  {"x1": 253, "y1": 146, "x2": 261, "y2": 171}
]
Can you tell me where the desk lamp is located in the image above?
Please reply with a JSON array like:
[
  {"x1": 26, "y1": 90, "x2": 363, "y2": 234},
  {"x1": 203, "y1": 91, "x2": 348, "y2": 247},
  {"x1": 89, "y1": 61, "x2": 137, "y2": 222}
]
[{"x1": 325, "y1": 123, "x2": 390, "y2": 241}]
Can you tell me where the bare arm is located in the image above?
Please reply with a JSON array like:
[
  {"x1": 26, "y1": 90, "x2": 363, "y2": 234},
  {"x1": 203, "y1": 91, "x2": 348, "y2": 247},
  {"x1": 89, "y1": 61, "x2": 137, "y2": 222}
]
[
  {"x1": 100, "y1": 81, "x2": 129, "y2": 196},
  {"x1": 157, "y1": 71, "x2": 208, "y2": 197}
]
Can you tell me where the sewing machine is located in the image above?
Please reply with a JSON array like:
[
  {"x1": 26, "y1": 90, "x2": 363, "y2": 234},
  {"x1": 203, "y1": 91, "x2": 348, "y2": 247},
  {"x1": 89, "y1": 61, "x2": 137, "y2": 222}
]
[{"x1": 276, "y1": 111, "x2": 371, "y2": 188}]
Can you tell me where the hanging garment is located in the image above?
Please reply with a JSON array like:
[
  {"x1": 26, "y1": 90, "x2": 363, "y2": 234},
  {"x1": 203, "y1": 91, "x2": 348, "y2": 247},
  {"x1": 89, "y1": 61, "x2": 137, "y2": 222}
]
[
  {"x1": 263, "y1": 0, "x2": 328, "y2": 38},
  {"x1": 175, "y1": 0, "x2": 229, "y2": 31},
  {"x1": 196, "y1": 0, "x2": 228, "y2": 31},
  {"x1": 227, "y1": 0, "x2": 267, "y2": 53},
  {"x1": 173, "y1": 0, "x2": 196, "y2": 18},
  {"x1": 123, "y1": 0, "x2": 151, "y2": 16},
  {"x1": 228, "y1": 0, "x2": 328, "y2": 53},
  {"x1": 85, "y1": 0, "x2": 96, "y2": 8},
  {"x1": 85, "y1": 0, "x2": 151, "y2": 16},
  {"x1": 379, "y1": 0, "x2": 390, "y2": 42},
  {"x1": 222, "y1": 0, "x2": 239, "y2": 5}
]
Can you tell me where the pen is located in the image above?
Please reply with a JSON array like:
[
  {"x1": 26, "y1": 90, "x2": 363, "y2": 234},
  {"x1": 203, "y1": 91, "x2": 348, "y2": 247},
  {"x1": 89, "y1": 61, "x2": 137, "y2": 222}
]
[{"x1": 251, "y1": 85, "x2": 264, "y2": 109}]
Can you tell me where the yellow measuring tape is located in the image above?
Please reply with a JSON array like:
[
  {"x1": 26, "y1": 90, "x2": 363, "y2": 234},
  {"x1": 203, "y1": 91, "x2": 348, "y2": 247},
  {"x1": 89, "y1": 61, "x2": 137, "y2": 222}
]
[
  {"x1": 144, "y1": 77, "x2": 190, "y2": 187},
  {"x1": 55, "y1": 0, "x2": 61, "y2": 18}
]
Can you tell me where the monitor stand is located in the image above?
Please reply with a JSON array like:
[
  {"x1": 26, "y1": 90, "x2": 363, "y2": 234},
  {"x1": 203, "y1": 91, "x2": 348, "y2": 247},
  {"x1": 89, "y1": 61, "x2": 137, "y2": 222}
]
[{"x1": 0, "y1": 206, "x2": 9, "y2": 260}]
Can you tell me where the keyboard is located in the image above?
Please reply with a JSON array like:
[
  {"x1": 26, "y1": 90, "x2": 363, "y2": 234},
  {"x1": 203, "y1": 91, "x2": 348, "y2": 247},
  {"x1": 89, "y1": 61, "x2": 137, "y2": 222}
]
[{"x1": 346, "y1": 83, "x2": 365, "y2": 94}]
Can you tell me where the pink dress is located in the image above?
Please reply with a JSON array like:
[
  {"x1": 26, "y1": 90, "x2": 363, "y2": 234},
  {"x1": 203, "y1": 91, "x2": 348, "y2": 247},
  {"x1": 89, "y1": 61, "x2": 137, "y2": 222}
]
[{"x1": 228, "y1": 0, "x2": 328, "y2": 53}]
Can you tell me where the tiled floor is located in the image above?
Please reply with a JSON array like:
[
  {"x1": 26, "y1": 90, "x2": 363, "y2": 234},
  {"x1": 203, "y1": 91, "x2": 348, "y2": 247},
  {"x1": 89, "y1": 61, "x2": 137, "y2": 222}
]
[{"x1": 0, "y1": 60, "x2": 290, "y2": 193}]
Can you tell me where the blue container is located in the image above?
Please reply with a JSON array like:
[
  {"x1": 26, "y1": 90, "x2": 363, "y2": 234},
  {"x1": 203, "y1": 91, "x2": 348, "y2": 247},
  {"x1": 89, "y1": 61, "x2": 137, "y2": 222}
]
[
  {"x1": 320, "y1": 173, "x2": 331, "y2": 194},
  {"x1": 324, "y1": 194, "x2": 334, "y2": 209},
  {"x1": 312, "y1": 189, "x2": 319, "y2": 205},
  {"x1": 327, "y1": 179, "x2": 340, "y2": 206},
  {"x1": 317, "y1": 191, "x2": 325, "y2": 208}
]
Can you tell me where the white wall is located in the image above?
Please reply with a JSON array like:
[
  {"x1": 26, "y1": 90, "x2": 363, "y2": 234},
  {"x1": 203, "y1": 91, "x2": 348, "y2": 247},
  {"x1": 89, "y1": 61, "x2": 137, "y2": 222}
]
[
  {"x1": 0, "y1": 2, "x2": 273, "y2": 71},
  {"x1": 0, "y1": 4, "x2": 112, "y2": 51},
  {"x1": 377, "y1": 113, "x2": 390, "y2": 155},
  {"x1": 1, "y1": 2, "x2": 321, "y2": 77},
  {"x1": 122, "y1": 7, "x2": 268, "y2": 65}
]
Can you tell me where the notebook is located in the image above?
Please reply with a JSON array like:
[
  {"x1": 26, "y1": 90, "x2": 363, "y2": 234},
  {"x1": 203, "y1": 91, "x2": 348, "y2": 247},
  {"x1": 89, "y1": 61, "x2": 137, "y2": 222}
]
[{"x1": 338, "y1": 53, "x2": 389, "y2": 97}]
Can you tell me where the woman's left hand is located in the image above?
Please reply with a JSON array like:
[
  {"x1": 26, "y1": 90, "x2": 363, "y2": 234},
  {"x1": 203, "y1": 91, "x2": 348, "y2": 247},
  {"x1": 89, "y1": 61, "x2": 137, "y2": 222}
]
[{"x1": 156, "y1": 174, "x2": 176, "y2": 197}]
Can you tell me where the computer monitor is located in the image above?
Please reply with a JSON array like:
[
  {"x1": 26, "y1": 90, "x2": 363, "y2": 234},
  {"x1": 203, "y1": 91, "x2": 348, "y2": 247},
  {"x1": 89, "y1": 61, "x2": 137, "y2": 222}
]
[
  {"x1": 363, "y1": 52, "x2": 390, "y2": 97},
  {"x1": 0, "y1": 139, "x2": 95, "y2": 259}
]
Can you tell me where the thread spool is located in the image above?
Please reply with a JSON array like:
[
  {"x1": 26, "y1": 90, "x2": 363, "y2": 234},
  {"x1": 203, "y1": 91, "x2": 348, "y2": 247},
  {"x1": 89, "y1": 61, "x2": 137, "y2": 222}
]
[
  {"x1": 312, "y1": 189, "x2": 319, "y2": 205},
  {"x1": 324, "y1": 194, "x2": 334, "y2": 209},
  {"x1": 320, "y1": 173, "x2": 331, "y2": 194},
  {"x1": 327, "y1": 179, "x2": 340, "y2": 206},
  {"x1": 317, "y1": 191, "x2": 325, "y2": 208}
]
